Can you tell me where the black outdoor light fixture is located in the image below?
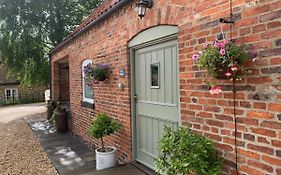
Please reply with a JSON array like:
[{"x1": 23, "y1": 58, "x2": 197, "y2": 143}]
[{"x1": 136, "y1": 0, "x2": 153, "y2": 19}]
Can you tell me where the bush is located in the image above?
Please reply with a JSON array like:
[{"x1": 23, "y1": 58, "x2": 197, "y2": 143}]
[
  {"x1": 88, "y1": 113, "x2": 122, "y2": 152},
  {"x1": 47, "y1": 100, "x2": 57, "y2": 110},
  {"x1": 50, "y1": 101, "x2": 64, "y2": 124},
  {"x1": 155, "y1": 127, "x2": 221, "y2": 175}
]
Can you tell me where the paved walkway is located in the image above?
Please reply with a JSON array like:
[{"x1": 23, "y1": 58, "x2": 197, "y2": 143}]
[
  {"x1": 0, "y1": 103, "x2": 46, "y2": 124},
  {"x1": 28, "y1": 119, "x2": 147, "y2": 175}
]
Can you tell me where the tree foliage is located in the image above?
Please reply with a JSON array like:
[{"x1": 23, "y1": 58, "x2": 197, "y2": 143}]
[{"x1": 0, "y1": 0, "x2": 102, "y2": 85}]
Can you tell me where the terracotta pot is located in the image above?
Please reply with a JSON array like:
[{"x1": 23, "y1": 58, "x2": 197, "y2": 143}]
[{"x1": 55, "y1": 110, "x2": 68, "y2": 133}]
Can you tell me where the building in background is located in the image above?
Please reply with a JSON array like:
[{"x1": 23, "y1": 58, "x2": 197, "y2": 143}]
[
  {"x1": 0, "y1": 61, "x2": 46, "y2": 106},
  {"x1": 0, "y1": 61, "x2": 20, "y2": 100}
]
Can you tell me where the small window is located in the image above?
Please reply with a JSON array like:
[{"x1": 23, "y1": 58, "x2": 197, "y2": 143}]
[
  {"x1": 151, "y1": 63, "x2": 160, "y2": 88},
  {"x1": 5, "y1": 88, "x2": 18, "y2": 100},
  {"x1": 5, "y1": 89, "x2": 11, "y2": 97},
  {"x1": 82, "y1": 60, "x2": 94, "y2": 104}
]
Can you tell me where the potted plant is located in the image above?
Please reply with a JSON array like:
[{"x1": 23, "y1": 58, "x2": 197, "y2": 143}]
[
  {"x1": 155, "y1": 127, "x2": 221, "y2": 175},
  {"x1": 47, "y1": 100, "x2": 57, "y2": 120},
  {"x1": 51, "y1": 102, "x2": 68, "y2": 133},
  {"x1": 84, "y1": 63, "x2": 109, "y2": 82},
  {"x1": 88, "y1": 113, "x2": 122, "y2": 170},
  {"x1": 192, "y1": 39, "x2": 257, "y2": 94}
]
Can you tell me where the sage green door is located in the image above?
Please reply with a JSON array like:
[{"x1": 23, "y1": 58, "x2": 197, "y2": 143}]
[{"x1": 134, "y1": 40, "x2": 179, "y2": 169}]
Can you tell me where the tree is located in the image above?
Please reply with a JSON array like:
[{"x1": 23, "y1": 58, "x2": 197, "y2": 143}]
[{"x1": 0, "y1": 0, "x2": 102, "y2": 86}]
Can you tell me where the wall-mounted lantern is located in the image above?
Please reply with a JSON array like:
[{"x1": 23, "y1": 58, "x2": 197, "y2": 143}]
[{"x1": 135, "y1": 0, "x2": 153, "y2": 19}]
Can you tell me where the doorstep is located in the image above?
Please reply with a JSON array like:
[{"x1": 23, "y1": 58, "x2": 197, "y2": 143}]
[{"x1": 28, "y1": 119, "x2": 147, "y2": 175}]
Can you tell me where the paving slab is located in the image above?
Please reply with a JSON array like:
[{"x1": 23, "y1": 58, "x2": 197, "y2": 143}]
[{"x1": 28, "y1": 119, "x2": 147, "y2": 175}]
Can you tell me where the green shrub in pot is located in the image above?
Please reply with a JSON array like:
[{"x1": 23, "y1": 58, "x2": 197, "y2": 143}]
[
  {"x1": 50, "y1": 102, "x2": 68, "y2": 133},
  {"x1": 47, "y1": 100, "x2": 57, "y2": 120},
  {"x1": 88, "y1": 113, "x2": 122, "y2": 170},
  {"x1": 155, "y1": 127, "x2": 221, "y2": 175}
]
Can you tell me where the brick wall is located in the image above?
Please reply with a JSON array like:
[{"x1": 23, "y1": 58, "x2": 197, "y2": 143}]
[
  {"x1": 58, "y1": 63, "x2": 70, "y2": 101},
  {"x1": 52, "y1": 61, "x2": 60, "y2": 101},
  {"x1": 51, "y1": 0, "x2": 281, "y2": 174}
]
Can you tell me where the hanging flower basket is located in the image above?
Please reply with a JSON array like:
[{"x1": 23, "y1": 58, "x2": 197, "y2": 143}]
[
  {"x1": 192, "y1": 39, "x2": 257, "y2": 94},
  {"x1": 84, "y1": 63, "x2": 109, "y2": 82}
]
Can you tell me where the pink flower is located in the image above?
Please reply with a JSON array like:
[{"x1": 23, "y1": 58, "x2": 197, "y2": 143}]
[
  {"x1": 214, "y1": 40, "x2": 228, "y2": 48},
  {"x1": 231, "y1": 39, "x2": 237, "y2": 43},
  {"x1": 213, "y1": 41, "x2": 220, "y2": 47},
  {"x1": 199, "y1": 51, "x2": 203, "y2": 55},
  {"x1": 204, "y1": 43, "x2": 209, "y2": 48},
  {"x1": 225, "y1": 72, "x2": 232, "y2": 77},
  {"x1": 250, "y1": 50, "x2": 257, "y2": 58},
  {"x1": 209, "y1": 86, "x2": 222, "y2": 95},
  {"x1": 220, "y1": 43, "x2": 226, "y2": 48},
  {"x1": 220, "y1": 48, "x2": 226, "y2": 55},
  {"x1": 223, "y1": 39, "x2": 229, "y2": 45},
  {"x1": 192, "y1": 53, "x2": 200, "y2": 61},
  {"x1": 231, "y1": 65, "x2": 239, "y2": 71}
]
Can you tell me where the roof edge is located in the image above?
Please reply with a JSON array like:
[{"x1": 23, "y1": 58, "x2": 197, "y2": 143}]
[
  {"x1": 49, "y1": 0, "x2": 130, "y2": 56},
  {"x1": 0, "y1": 81, "x2": 20, "y2": 85}
]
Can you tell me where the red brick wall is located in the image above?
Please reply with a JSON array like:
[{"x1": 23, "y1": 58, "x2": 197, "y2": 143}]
[
  {"x1": 51, "y1": 0, "x2": 281, "y2": 174},
  {"x1": 52, "y1": 61, "x2": 60, "y2": 101},
  {"x1": 58, "y1": 63, "x2": 70, "y2": 101}
]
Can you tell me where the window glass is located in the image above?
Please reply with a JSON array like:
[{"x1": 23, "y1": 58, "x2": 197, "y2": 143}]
[
  {"x1": 151, "y1": 63, "x2": 160, "y2": 88},
  {"x1": 82, "y1": 60, "x2": 94, "y2": 103},
  {"x1": 5, "y1": 89, "x2": 11, "y2": 97},
  {"x1": 5, "y1": 88, "x2": 18, "y2": 100},
  {"x1": 84, "y1": 78, "x2": 93, "y2": 99}
]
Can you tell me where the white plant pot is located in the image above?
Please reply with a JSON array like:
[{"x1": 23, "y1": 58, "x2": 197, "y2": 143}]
[{"x1": 95, "y1": 146, "x2": 116, "y2": 170}]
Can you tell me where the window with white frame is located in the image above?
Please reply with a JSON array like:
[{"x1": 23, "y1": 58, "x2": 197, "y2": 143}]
[
  {"x1": 5, "y1": 88, "x2": 18, "y2": 100},
  {"x1": 82, "y1": 60, "x2": 94, "y2": 103}
]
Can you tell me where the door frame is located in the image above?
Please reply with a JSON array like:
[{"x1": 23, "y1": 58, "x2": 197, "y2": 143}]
[{"x1": 129, "y1": 25, "x2": 181, "y2": 164}]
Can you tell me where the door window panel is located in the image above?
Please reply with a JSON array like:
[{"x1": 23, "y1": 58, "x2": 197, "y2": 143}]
[{"x1": 151, "y1": 63, "x2": 160, "y2": 88}]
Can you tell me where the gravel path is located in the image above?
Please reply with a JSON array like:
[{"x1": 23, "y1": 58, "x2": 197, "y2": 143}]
[
  {"x1": 0, "y1": 112, "x2": 58, "y2": 175},
  {"x1": 0, "y1": 103, "x2": 46, "y2": 124}
]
